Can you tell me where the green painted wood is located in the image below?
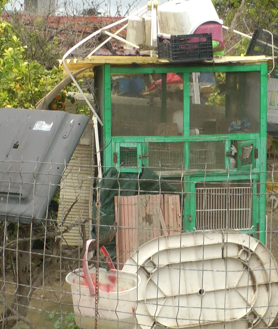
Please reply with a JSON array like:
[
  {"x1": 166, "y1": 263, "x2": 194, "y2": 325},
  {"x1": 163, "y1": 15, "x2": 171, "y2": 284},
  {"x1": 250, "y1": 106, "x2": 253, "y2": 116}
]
[
  {"x1": 103, "y1": 64, "x2": 112, "y2": 168},
  {"x1": 101, "y1": 61, "x2": 267, "y2": 243},
  {"x1": 111, "y1": 134, "x2": 261, "y2": 143},
  {"x1": 258, "y1": 62, "x2": 268, "y2": 243},
  {"x1": 111, "y1": 65, "x2": 261, "y2": 74},
  {"x1": 184, "y1": 73, "x2": 190, "y2": 137}
]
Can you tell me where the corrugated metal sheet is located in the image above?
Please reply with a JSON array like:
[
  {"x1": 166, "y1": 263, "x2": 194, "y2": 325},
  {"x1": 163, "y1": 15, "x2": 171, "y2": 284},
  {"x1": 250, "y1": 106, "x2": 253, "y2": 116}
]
[
  {"x1": 57, "y1": 122, "x2": 94, "y2": 246},
  {"x1": 114, "y1": 194, "x2": 181, "y2": 269}
]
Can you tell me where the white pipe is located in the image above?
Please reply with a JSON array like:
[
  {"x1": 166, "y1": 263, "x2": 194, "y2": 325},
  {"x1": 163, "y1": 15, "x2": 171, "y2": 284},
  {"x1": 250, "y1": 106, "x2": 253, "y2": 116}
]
[
  {"x1": 62, "y1": 4, "x2": 148, "y2": 126},
  {"x1": 104, "y1": 30, "x2": 139, "y2": 48},
  {"x1": 150, "y1": 1, "x2": 154, "y2": 57},
  {"x1": 152, "y1": 2, "x2": 157, "y2": 58},
  {"x1": 93, "y1": 116, "x2": 102, "y2": 180},
  {"x1": 223, "y1": 25, "x2": 252, "y2": 39},
  {"x1": 87, "y1": 24, "x2": 128, "y2": 57},
  {"x1": 223, "y1": 25, "x2": 278, "y2": 51}
]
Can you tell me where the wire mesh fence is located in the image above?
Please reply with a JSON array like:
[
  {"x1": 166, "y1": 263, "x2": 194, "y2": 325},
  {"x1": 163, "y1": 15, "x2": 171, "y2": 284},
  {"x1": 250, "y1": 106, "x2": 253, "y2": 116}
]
[{"x1": 2, "y1": 157, "x2": 278, "y2": 329}]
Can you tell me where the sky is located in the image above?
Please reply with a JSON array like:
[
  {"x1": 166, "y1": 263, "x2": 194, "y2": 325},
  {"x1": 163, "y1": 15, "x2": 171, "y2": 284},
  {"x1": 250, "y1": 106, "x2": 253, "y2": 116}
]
[{"x1": 5, "y1": 0, "x2": 167, "y2": 16}]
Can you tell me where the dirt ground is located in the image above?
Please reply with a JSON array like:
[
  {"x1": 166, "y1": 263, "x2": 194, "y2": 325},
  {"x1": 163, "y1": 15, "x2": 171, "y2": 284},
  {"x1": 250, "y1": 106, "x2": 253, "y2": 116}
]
[{"x1": 6, "y1": 274, "x2": 73, "y2": 329}]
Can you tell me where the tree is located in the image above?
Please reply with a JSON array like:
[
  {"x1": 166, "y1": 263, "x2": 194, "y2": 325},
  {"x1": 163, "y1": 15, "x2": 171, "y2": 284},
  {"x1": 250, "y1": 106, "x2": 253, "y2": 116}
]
[
  {"x1": 212, "y1": 0, "x2": 278, "y2": 55},
  {"x1": 0, "y1": 13, "x2": 62, "y2": 108}
]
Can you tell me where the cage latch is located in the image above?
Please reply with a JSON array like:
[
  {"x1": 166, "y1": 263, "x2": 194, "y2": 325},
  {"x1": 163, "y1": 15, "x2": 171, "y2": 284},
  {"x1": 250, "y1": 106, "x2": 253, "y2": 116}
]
[
  {"x1": 113, "y1": 152, "x2": 118, "y2": 163},
  {"x1": 139, "y1": 154, "x2": 149, "y2": 159}
]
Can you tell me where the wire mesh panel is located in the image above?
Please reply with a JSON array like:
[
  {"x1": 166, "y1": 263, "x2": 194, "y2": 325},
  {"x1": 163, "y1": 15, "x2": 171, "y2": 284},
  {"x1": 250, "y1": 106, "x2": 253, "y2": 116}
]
[
  {"x1": 120, "y1": 146, "x2": 138, "y2": 167},
  {"x1": 1, "y1": 165, "x2": 278, "y2": 329},
  {"x1": 1, "y1": 161, "x2": 278, "y2": 329},
  {"x1": 111, "y1": 73, "x2": 183, "y2": 137},
  {"x1": 189, "y1": 141, "x2": 225, "y2": 169},
  {"x1": 189, "y1": 71, "x2": 260, "y2": 135},
  {"x1": 148, "y1": 142, "x2": 184, "y2": 170}
]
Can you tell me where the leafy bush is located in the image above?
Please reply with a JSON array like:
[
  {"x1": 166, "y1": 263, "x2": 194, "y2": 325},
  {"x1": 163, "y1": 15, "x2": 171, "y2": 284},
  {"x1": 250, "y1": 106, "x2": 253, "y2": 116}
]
[{"x1": 0, "y1": 20, "x2": 63, "y2": 109}]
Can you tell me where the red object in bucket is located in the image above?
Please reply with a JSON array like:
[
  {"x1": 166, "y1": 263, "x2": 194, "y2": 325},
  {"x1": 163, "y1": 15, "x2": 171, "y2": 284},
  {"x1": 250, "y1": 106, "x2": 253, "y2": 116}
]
[{"x1": 82, "y1": 239, "x2": 116, "y2": 295}]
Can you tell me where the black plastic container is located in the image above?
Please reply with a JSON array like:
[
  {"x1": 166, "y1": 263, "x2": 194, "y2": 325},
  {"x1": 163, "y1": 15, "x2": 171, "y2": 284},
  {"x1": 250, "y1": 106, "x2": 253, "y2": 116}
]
[
  {"x1": 157, "y1": 33, "x2": 213, "y2": 62},
  {"x1": 246, "y1": 29, "x2": 278, "y2": 57}
]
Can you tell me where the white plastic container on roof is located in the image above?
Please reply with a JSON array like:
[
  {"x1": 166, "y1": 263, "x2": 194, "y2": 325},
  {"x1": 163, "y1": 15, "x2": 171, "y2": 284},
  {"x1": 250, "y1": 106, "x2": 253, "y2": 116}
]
[
  {"x1": 123, "y1": 231, "x2": 278, "y2": 329},
  {"x1": 125, "y1": 14, "x2": 157, "y2": 49},
  {"x1": 158, "y1": 0, "x2": 223, "y2": 36}
]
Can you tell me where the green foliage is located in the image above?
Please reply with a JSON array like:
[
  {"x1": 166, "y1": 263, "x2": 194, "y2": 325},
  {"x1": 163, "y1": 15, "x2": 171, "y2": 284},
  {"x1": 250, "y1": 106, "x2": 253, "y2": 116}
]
[
  {"x1": 212, "y1": 0, "x2": 278, "y2": 33},
  {"x1": 0, "y1": 20, "x2": 63, "y2": 109},
  {"x1": 12, "y1": 14, "x2": 61, "y2": 68},
  {"x1": 76, "y1": 104, "x2": 91, "y2": 117},
  {"x1": 212, "y1": 0, "x2": 278, "y2": 57},
  {"x1": 0, "y1": 0, "x2": 7, "y2": 13},
  {"x1": 49, "y1": 312, "x2": 78, "y2": 329},
  {"x1": 269, "y1": 137, "x2": 278, "y2": 152},
  {"x1": 206, "y1": 73, "x2": 226, "y2": 106}
]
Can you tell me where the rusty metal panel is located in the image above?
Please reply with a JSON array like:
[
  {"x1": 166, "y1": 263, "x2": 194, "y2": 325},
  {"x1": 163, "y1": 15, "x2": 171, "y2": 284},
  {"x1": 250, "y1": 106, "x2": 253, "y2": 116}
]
[{"x1": 115, "y1": 194, "x2": 181, "y2": 269}]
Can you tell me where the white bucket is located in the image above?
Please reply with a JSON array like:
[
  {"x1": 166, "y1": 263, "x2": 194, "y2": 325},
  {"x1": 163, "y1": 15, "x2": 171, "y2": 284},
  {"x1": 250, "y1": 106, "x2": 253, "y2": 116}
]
[{"x1": 66, "y1": 239, "x2": 141, "y2": 329}]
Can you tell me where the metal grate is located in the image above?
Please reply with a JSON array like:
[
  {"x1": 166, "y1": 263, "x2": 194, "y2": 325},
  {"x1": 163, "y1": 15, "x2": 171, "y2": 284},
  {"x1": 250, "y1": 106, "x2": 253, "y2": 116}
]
[
  {"x1": 148, "y1": 142, "x2": 184, "y2": 170},
  {"x1": 120, "y1": 147, "x2": 138, "y2": 167},
  {"x1": 190, "y1": 141, "x2": 225, "y2": 170},
  {"x1": 195, "y1": 185, "x2": 252, "y2": 230}
]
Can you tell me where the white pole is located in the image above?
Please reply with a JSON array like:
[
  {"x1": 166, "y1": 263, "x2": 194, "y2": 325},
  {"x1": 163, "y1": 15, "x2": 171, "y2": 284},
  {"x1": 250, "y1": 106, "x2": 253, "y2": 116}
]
[
  {"x1": 87, "y1": 24, "x2": 128, "y2": 57},
  {"x1": 93, "y1": 116, "x2": 103, "y2": 180},
  {"x1": 150, "y1": 1, "x2": 154, "y2": 57},
  {"x1": 222, "y1": 25, "x2": 252, "y2": 39},
  {"x1": 223, "y1": 25, "x2": 278, "y2": 51},
  {"x1": 62, "y1": 4, "x2": 148, "y2": 126},
  {"x1": 104, "y1": 30, "x2": 140, "y2": 48}
]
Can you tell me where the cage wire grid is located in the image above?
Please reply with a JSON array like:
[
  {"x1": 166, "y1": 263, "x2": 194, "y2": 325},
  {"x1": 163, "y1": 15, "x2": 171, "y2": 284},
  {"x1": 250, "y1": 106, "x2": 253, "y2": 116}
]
[{"x1": 1, "y1": 158, "x2": 278, "y2": 328}]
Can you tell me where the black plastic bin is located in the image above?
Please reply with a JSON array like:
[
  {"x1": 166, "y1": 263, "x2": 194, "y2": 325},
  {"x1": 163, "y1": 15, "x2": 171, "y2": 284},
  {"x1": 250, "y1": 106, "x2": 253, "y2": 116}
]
[
  {"x1": 157, "y1": 33, "x2": 213, "y2": 62},
  {"x1": 246, "y1": 29, "x2": 278, "y2": 57}
]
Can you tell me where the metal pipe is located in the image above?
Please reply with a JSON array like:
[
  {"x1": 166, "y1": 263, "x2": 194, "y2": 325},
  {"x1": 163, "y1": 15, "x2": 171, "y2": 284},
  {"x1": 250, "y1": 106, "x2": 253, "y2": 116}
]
[
  {"x1": 93, "y1": 116, "x2": 103, "y2": 180},
  {"x1": 223, "y1": 25, "x2": 278, "y2": 52},
  {"x1": 104, "y1": 30, "x2": 139, "y2": 48},
  {"x1": 222, "y1": 25, "x2": 252, "y2": 39},
  {"x1": 62, "y1": 4, "x2": 148, "y2": 126},
  {"x1": 87, "y1": 23, "x2": 128, "y2": 57}
]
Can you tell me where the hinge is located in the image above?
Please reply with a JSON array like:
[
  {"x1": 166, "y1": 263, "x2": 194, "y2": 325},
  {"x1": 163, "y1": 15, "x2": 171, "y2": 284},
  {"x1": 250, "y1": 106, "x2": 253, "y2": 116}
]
[
  {"x1": 113, "y1": 152, "x2": 117, "y2": 163},
  {"x1": 139, "y1": 153, "x2": 149, "y2": 159}
]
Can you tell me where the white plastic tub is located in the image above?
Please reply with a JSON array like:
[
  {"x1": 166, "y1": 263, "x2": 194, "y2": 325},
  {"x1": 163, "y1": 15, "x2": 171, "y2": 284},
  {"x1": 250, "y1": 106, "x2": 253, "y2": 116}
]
[
  {"x1": 66, "y1": 239, "x2": 141, "y2": 329},
  {"x1": 66, "y1": 268, "x2": 140, "y2": 329}
]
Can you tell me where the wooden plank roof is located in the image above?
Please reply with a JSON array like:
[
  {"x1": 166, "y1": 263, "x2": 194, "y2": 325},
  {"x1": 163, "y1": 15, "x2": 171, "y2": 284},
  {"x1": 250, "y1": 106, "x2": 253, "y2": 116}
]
[{"x1": 61, "y1": 55, "x2": 274, "y2": 77}]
